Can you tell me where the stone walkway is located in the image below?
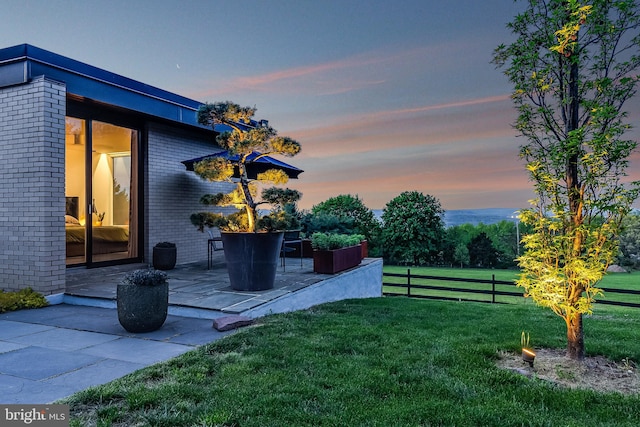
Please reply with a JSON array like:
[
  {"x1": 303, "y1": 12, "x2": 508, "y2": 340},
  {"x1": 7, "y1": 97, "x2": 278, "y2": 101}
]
[{"x1": 0, "y1": 304, "x2": 233, "y2": 404}]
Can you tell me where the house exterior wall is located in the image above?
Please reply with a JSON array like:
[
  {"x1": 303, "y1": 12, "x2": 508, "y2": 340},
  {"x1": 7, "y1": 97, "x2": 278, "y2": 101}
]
[
  {"x1": 0, "y1": 46, "x2": 239, "y2": 295},
  {"x1": 0, "y1": 77, "x2": 66, "y2": 295},
  {"x1": 0, "y1": 82, "x2": 227, "y2": 295},
  {"x1": 146, "y1": 122, "x2": 231, "y2": 265}
]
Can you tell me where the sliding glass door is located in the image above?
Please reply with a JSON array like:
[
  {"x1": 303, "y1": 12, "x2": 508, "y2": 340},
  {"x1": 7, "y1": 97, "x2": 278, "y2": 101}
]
[{"x1": 65, "y1": 117, "x2": 139, "y2": 265}]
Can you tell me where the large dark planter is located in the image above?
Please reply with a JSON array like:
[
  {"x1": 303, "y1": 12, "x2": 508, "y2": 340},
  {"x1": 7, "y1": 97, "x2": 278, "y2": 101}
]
[
  {"x1": 153, "y1": 244, "x2": 176, "y2": 270},
  {"x1": 313, "y1": 244, "x2": 362, "y2": 274},
  {"x1": 221, "y1": 232, "x2": 284, "y2": 291},
  {"x1": 117, "y1": 282, "x2": 169, "y2": 333}
]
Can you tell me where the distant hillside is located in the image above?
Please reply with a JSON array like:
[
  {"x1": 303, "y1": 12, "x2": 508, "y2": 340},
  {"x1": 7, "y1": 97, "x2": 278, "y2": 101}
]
[
  {"x1": 442, "y1": 208, "x2": 521, "y2": 227},
  {"x1": 374, "y1": 208, "x2": 521, "y2": 228}
]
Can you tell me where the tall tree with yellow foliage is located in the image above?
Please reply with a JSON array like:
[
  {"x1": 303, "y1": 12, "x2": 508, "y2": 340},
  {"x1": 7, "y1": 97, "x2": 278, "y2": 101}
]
[{"x1": 493, "y1": 0, "x2": 640, "y2": 360}]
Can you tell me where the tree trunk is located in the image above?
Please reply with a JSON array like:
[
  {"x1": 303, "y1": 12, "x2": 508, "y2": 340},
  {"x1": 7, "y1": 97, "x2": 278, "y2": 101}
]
[
  {"x1": 566, "y1": 313, "x2": 584, "y2": 360},
  {"x1": 564, "y1": 53, "x2": 585, "y2": 362}
]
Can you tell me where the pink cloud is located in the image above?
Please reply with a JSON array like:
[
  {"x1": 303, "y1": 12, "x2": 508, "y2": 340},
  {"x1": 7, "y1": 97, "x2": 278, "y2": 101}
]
[
  {"x1": 186, "y1": 42, "x2": 472, "y2": 99},
  {"x1": 290, "y1": 134, "x2": 530, "y2": 210},
  {"x1": 289, "y1": 96, "x2": 516, "y2": 159}
]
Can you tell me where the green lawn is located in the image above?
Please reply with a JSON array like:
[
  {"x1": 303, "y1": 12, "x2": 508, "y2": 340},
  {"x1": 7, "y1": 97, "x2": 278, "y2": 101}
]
[
  {"x1": 383, "y1": 266, "x2": 640, "y2": 309},
  {"x1": 64, "y1": 297, "x2": 640, "y2": 426}
]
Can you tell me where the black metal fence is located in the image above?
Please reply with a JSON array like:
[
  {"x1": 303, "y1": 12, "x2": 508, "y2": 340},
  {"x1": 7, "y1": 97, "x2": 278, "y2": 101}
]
[{"x1": 383, "y1": 269, "x2": 640, "y2": 309}]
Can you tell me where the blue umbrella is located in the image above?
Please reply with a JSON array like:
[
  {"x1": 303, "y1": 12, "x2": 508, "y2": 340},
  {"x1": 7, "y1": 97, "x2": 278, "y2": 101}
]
[{"x1": 182, "y1": 150, "x2": 303, "y2": 179}]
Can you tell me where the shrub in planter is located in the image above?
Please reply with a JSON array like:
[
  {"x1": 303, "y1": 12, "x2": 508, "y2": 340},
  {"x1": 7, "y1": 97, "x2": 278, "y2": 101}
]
[
  {"x1": 117, "y1": 269, "x2": 169, "y2": 333},
  {"x1": 311, "y1": 233, "x2": 364, "y2": 274},
  {"x1": 311, "y1": 233, "x2": 363, "y2": 251},
  {"x1": 153, "y1": 242, "x2": 176, "y2": 270},
  {"x1": 188, "y1": 101, "x2": 304, "y2": 291}
]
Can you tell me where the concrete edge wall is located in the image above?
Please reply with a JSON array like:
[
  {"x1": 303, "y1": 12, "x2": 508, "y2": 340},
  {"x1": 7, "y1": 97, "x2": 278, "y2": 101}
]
[{"x1": 241, "y1": 258, "x2": 384, "y2": 318}]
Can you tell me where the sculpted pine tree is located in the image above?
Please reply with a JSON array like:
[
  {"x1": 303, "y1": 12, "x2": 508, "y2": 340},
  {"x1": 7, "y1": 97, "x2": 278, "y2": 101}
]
[
  {"x1": 192, "y1": 101, "x2": 302, "y2": 233},
  {"x1": 494, "y1": 0, "x2": 640, "y2": 359}
]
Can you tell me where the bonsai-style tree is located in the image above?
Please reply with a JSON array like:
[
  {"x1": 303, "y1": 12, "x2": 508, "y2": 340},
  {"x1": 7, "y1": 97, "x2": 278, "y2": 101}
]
[
  {"x1": 493, "y1": 0, "x2": 640, "y2": 359},
  {"x1": 191, "y1": 101, "x2": 302, "y2": 233}
]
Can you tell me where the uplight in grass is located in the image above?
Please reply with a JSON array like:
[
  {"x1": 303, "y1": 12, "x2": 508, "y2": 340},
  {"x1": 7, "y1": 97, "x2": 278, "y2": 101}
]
[
  {"x1": 522, "y1": 348, "x2": 536, "y2": 367},
  {"x1": 521, "y1": 331, "x2": 535, "y2": 367}
]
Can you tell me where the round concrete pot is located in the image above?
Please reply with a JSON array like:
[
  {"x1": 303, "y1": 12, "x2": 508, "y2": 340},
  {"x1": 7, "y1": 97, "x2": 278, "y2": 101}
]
[{"x1": 117, "y1": 282, "x2": 169, "y2": 333}]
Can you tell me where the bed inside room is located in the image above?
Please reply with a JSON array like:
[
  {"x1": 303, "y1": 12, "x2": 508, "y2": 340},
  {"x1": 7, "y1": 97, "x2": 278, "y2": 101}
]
[{"x1": 65, "y1": 196, "x2": 130, "y2": 262}]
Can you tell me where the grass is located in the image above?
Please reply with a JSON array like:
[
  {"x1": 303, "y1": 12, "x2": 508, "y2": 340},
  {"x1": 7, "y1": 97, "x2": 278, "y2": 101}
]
[
  {"x1": 383, "y1": 266, "x2": 640, "y2": 308},
  {"x1": 63, "y1": 297, "x2": 640, "y2": 426}
]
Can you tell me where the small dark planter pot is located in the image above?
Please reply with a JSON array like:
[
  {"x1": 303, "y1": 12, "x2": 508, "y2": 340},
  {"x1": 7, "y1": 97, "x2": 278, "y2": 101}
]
[
  {"x1": 153, "y1": 245, "x2": 176, "y2": 270},
  {"x1": 117, "y1": 283, "x2": 169, "y2": 333},
  {"x1": 221, "y1": 232, "x2": 284, "y2": 291},
  {"x1": 313, "y1": 244, "x2": 362, "y2": 274}
]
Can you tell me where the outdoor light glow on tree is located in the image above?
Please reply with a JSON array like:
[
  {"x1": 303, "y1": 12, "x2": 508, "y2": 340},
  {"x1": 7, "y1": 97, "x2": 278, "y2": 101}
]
[
  {"x1": 494, "y1": 0, "x2": 640, "y2": 360},
  {"x1": 192, "y1": 101, "x2": 302, "y2": 233}
]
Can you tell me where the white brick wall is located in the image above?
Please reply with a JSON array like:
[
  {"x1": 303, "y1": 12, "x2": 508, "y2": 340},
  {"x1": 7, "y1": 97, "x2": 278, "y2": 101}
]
[
  {"x1": 146, "y1": 123, "x2": 232, "y2": 265},
  {"x1": 0, "y1": 77, "x2": 66, "y2": 294}
]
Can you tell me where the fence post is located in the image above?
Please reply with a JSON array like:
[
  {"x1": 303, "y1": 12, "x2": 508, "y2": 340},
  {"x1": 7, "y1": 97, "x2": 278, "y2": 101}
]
[
  {"x1": 407, "y1": 268, "x2": 411, "y2": 298},
  {"x1": 492, "y1": 274, "x2": 496, "y2": 304}
]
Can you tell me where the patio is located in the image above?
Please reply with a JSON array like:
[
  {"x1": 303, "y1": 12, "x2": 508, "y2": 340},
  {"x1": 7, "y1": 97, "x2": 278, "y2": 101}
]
[{"x1": 64, "y1": 255, "x2": 383, "y2": 319}]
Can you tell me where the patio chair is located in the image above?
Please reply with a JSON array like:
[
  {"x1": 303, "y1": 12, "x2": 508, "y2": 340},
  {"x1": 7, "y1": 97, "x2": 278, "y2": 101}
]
[
  {"x1": 207, "y1": 228, "x2": 224, "y2": 269},
  {"x1": 280, "y1": 229, "x2": 303, "y2": 270}
]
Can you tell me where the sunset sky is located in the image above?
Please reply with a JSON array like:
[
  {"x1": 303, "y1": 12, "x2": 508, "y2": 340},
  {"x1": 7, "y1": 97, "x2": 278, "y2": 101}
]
[{"x1": 3, "y1": 0, "x2": 640, "y2": 210}]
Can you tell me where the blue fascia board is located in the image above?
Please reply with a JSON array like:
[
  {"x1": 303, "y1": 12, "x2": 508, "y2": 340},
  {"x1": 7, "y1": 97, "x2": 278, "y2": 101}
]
[{"x1": 0, "y1": 44, "x2": 208, "y2": 129}]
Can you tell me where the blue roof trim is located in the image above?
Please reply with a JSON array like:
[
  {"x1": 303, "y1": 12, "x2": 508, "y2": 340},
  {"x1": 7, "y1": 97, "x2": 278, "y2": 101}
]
[{"x1": 0, "y1": 44, "x2": 206, "y2": 128}]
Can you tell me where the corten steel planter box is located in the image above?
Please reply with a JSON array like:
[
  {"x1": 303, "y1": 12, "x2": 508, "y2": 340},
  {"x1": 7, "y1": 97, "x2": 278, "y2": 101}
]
[
  {"x1": 313, "y1": 244, "x2": 362, "y2": 274},
  {"x1": 222, "y1": 231, "x2": 284, "y2": 291},
  {"x1": 117, "y1": 282, "x2": 169, "y2": 333},
  {"x1": 360, "y1": 240, "x2": 368, "y2": 259}
]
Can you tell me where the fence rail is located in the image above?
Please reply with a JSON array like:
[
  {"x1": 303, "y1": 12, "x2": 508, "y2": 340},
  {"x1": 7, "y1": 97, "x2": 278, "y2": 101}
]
[{"x1": 383, "y1": 269, "x2": 640, "y2": 309}]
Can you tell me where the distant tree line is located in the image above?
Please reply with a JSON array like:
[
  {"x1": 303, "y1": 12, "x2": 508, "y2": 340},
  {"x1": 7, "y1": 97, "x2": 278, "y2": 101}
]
[
  {"x1": 302, "y1": 192, "x2": 640, "y2": 270},
  {"x1": 617, "y1": 212, "x2": 640, "y2": 270}
]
